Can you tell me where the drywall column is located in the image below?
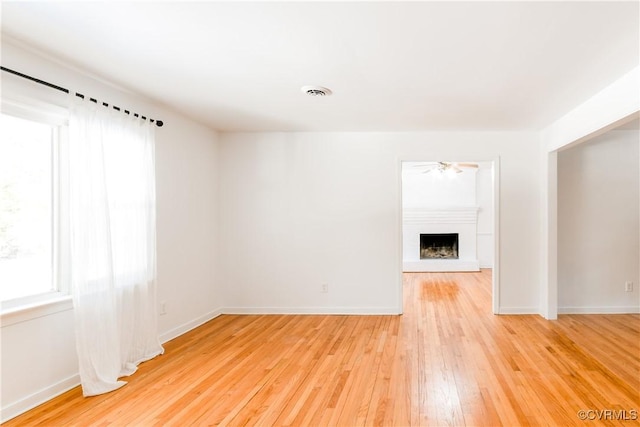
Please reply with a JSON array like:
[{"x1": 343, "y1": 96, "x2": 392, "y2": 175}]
[{"x1": 540, "y1": 65, "x2": 640, "y2": 319}]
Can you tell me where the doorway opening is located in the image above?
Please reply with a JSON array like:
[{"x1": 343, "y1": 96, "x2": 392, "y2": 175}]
[{"x1": 399, "y1": 159, "x2": 500, "y2": 314}]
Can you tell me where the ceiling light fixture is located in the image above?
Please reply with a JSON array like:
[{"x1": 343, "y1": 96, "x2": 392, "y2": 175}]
[
  {"x1": 301, "y1": 85, "x2": 332, "y2": 97},
  {"x1": 412, "y1": 162, "x2": 479, "y2": 175}
]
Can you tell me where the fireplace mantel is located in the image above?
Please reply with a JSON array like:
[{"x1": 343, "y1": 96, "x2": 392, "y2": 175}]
[{"x1": 403, "y1": 207, "x2": 479, "y2": 224}]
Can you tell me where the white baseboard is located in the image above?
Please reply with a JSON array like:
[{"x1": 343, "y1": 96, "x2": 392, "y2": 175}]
[
  {"x1": 1, "y1": 374, "x2": 80, "y2": 424},
  {"x1": 496, "y1": 307, "x2": 540, "y2": 315},
  {"x1": 558, "y1": 306, "x2": 640, "y2": 314},
  {"x1": 159, "y1": 308, "x2": 224, "y2": 344},
  {"x1": 223, "y1": 307, "x2": 402, "y2": 315}
]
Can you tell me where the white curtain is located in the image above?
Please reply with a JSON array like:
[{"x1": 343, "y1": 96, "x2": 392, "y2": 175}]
[{"x1": 67, "y1": 98, "x2": 163, "y2": 396}]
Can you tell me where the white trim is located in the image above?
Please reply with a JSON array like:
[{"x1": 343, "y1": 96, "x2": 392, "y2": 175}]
[
  {"x1": 403, "y1": 207, "x2": 479, "y2": 224},
  {"x1": 158, "y1": 308, "x2": 223, "y2": 344},
  {"x1": 558, "y1": 306, "x2": 640, "y2": 315},
  {"x1": 396, "y1": 158, "x2": 404, "y2": 315},
  {"x1": 498, "y1": 307, "x2": 540, "y2": 315},
  {"x1": 491, "y1": 157, "x2": 500, "y2": 315},
  {"x1": 542, "y1": 151, "x2": 558, "y2": 320},
  {"x1": 223, "y1": 307, "x2": 402, "y2": 315},
  {"x1": 0, "y1": 374, "x2": 80, "y2": 424},
  {"x1": 1, "y1": 98, "x2": 71, "y2": 321},
  {"x1": 0, "y1": 295, "x2": 73, "y2": 327},
  {"x1": 2, "y1": 98, "x2": 68, "y2": 126}
]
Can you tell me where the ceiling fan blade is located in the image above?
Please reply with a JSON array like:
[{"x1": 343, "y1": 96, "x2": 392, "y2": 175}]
[
  {"x1": 455, "y1": 162, "x2": 479, "y2": 168},
  {"x1": 408, "y1": 161, "x2": 477, "y2": 174}
]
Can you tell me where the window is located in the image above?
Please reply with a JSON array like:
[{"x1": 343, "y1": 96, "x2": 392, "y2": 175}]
[{"x1": 0, "y1": 106, "x2": 66, "y2": 309}]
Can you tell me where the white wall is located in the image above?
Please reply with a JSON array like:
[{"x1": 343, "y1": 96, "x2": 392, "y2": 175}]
[
  {"x1": 558, "y1": 130, "x2": 640, "y2": 313},
  {"x1": 219, "y1": 131, "x2": 540, "y2": 315},
  {"x1": 155, "y1": 110, "x2": 222, "y2": 341},
  {"x1": 0, "y1": 40, "x2": 221, "y2": 421}
]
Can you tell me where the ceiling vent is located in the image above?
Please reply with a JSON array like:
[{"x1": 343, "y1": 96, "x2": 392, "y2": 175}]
[{"x1": 301, "y1": 85, "x2": 332, "y2": 97}]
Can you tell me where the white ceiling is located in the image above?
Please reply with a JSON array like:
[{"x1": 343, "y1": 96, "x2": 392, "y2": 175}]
[{"x1": 1, "y1": 1, "x2": 638, "y2": 132}]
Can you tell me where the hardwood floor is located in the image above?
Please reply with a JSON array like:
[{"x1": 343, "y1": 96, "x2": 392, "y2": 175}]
[{"x1": 5, "y1": 270, "x2": 639, "y2": 426}]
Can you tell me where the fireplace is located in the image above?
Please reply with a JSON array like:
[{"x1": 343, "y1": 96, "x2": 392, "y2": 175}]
[
  {"x1": 420, "y1": 233, "x2": 458, "y2": 259},
  {"x1": 402, "y1": 207, "x2": 479, "y2": 272}
]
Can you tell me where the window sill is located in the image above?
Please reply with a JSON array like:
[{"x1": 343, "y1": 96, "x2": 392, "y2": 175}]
[{"x1": 1, "y1": 295, "x2": 73, "y2": 327}]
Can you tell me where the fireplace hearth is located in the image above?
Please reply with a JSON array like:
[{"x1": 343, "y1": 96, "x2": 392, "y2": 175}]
[{"x1": 420, "y1": 233, "x2": 458, "y2": 259}]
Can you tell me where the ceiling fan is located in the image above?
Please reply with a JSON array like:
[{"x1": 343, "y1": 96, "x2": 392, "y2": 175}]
[{"x1": 412, "y1": 161, "x2": 479, "y2": 174}]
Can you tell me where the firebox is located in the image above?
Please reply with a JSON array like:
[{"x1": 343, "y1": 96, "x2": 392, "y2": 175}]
[{"x1": 420, "y1": 233, "x2": 459, "y2": 259}]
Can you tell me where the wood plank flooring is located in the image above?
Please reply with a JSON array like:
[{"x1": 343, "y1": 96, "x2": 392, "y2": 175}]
[{"x1": 5, "y1": 270, "x2": 639, "y2": 426}]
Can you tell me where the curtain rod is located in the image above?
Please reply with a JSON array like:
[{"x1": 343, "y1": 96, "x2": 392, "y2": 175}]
[{"x1": 1, "y1": 66, "x2": 164, "y2": 127}]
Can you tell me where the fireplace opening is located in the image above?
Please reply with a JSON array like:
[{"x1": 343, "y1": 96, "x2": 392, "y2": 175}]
[{"x1": 420, "y1": 233, "x2": 459, "y2": 259}]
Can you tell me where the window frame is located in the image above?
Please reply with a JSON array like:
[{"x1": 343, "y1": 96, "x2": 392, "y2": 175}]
[{"x1": 0, "y1": 98, "x2": 72, "y2": 323}]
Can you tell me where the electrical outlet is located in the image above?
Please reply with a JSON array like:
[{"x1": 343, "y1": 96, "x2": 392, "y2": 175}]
[
  {"x1": 625, "y1": 282, "x2": 633, "y2": 292},
  {"x1": 321, "y1": 283, "x2": 329, "y2": 293},
  {"x1": 160, "y1": 301, "x2": 167, "y2": 315}
]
